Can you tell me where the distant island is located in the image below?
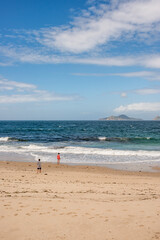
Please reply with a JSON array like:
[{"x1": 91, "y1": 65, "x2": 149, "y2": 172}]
[
  {"x1": 99, "y1": 114, "x2": 142, "y2": 121},
  {"x1": 153, "y1": 116, "x2": 160, "y2": 121}
]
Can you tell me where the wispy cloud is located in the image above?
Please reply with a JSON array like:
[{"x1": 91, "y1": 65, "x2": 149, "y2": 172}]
[
  {"x1": 115, "y1": 87, "x2": 160, "y2": 98},
  {"x1": 1, "y1": 44, "x2": 160, "y2": 69},
  {"x1": 0, "y1": 76, "x2": 36, "y2": 91},
  {"x1": 0, "y1": 46, "x2": 62, "y2": 64},
  {"x1": 72, "y1": 71, "x2": 160, "y2": 80},
  {"x1": 1, "y1": 0, "x2": 160, "y2": 69},
  {"x1": 121, "y1": 92, "x2": 127, "y2": 98},
  {"x1": 0, "y1": 93, "x2": 76, "y2": 103},
  {"x1": 33, "y1": 0, "x2": 160, "y2": 53},
  {"x1": 0, "y1": 61, "x2": 13, "y2": 67},
  {"x1": 107, "y1": 71, "x2": 160, "y2": 80},
  {"x1": 135, "y1": 88, "x2": 160, "y2": 95},
  {"x1": 114, "y1": 102, "x2": 160, "y2": 112},
  {"x1": 0, "y1": 76, "x2": 78, "y2": 103}
]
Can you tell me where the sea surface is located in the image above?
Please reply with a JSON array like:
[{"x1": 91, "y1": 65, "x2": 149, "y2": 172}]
[{"x1": 0, "y1": 121, "x2": 160, "y2": 167}]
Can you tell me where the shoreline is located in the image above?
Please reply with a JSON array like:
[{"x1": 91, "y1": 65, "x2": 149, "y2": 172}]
[
  {"x1": 0, "y1": 160, "x2": 160, "y2": 175},
  {"x1": 0, "y1": 153, "x2": 160, "y2": 172}
]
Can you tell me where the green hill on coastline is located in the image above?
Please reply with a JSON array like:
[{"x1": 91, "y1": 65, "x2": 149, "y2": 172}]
[{"x1": 99, "y1": 114, "x2": 142, "y2": 121}]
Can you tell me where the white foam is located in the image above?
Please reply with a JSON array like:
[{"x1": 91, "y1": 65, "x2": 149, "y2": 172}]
[
  {"x1": 60, "y1": 146, "x2": 160, "y2": 158},
  {"x1": 0, "y1": 137, "x2": 10, "y2": 142},
  {"x1": 0, "y1": 144, "x2": 160, "y2": 157},
  {"x1": 98, "y1": 137, "x2": 107, "y2": 141},
  {"x1": 0, "y1": 144, "x2": 160, "y2": 164},
  {"x1": 21, "y1": 144, "x2": 47, "y2": 151}
]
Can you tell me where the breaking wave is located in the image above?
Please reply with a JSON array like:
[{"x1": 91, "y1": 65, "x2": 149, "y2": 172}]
[
  {"x1": 0, "y1": 135, "x2": 159, "y2": 144},
  {"x1": 0, "y1": 144, "x2": 160, "y2": 157},
  {"x1": 0, "y1": 137, "x2": 27, "y2": 142},
  {"x1": 76, "y1": 136, "x2": 159, "y2": 143}
]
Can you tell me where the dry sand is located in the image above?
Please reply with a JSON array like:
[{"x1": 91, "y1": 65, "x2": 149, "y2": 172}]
[{"x1": 0, "y1": 161, "x2": 160, "y2": 240}]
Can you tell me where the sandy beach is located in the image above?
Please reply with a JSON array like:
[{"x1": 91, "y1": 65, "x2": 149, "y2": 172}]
[{"x1": 0, "y1": 161, "x2": 160, "y2": 240}]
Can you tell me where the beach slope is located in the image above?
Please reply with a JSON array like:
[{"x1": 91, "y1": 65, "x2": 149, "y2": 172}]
[{"x1": 0, "y1": 161, "x2": 160, "y2": 240}]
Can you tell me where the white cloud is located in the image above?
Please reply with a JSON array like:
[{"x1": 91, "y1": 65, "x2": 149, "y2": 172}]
[
  {"x1": 1, "y1": 0, "x2": 160, "y2": 68},
  {"x1": 33, "y1": 0, "x2": 160, "y2": 53},
  {"x1": 0, "y1": 76, "x2": 78, "y2": 103},
  {"x1": 121, "y1": 92, "x2": 127, "y2": 97},
  {"x1": 0, "y1": 62, "x2": 13, "y2": 66},
  {"x1": 72, "y1": 55, "x2": 160, "y2": 69},
  {"x1": 1, "y1": 46, "x2": 136, "y2": 65},
  {"x1": 0, "y1": 46, "x2": 62, "y2": 64},
  {"x1": 72, "y1": 72, "x2": 149, "y2": 77},
  {"x1": 107, "y1": 71, "x2": 160, "y2": 80},
  {"x1": 135, "y1": 88, "x2": 160, "y2": 95},
  {"x1": 114, "y1": 102, "x2": 160, "y2": 112},
  {"x1": 115, "y1": 87, "x2": 160, "y2": 97},
  {"x1": 110, "y1": 71, "x2": 155, "y2": 77},
  {"x1": 72, "y1": 71, "x2": 160, "y2": 79},
  {"x1": 1, "y1": 44, "x2": 160, "y2": 69},
  {"x1": 71, "y1": 56, "x2": 136, "y2": 66},
  {"x1": 143, "y1": 55, "x2": 160, "y2": 69},
  {"x1": 0, "y1": 77, "x2": 36, "y2": 91},
  {"x1": 0, "y1": 94, "x2": 75, "y2": 103}
]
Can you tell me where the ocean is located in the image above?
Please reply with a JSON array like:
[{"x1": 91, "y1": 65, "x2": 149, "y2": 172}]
[{"x1": 0, "y1": 121, "x2": 160, "y2": 168}]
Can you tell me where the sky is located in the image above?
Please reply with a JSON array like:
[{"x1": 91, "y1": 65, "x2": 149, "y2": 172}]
[{"x1": 0, "y1": 0, "x2": 160, "y2": 120}]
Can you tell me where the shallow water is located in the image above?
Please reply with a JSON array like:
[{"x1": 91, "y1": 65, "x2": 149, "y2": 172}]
[{"x1": 0, "y1": 121, "x2": 160, "y2": 165}]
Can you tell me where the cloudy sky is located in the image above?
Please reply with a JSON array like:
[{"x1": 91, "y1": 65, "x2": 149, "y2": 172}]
[{"x1": 0, "y1": 0, "x2": 160, "y2": 120}]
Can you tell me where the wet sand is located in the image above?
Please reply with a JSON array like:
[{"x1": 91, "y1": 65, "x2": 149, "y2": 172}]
[{"x1": 0, "y1": 161, "x2": 160, "y2": 240}]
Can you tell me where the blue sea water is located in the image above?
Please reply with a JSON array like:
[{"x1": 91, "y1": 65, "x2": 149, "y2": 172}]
[{"x1": 0, "y1": 121, "x2": 160, "y2": 166}]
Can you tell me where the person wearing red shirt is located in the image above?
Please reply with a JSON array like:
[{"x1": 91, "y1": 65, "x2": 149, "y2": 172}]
[{"x1": 57, "y1": 153, "x2": 60, "y2": 165}]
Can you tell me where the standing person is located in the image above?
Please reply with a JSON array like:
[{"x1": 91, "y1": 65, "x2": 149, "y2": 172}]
[
  {"x1": 57, "y1": 153, "x2": 60, "y2": 165},
  {"x1": 37, "y1": 159, "x2": 41, "y2": 173}
]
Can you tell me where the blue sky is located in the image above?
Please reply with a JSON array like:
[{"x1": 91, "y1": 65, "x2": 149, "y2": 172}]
[{"x1": 0, "y1": 0, "x2": 160, "y2": 120}]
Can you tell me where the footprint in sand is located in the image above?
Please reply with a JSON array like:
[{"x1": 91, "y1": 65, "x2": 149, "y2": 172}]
[
  {"x1": 52, "y1": 209, "x2": 58, "y2": 212},
  {"x1": 26, "y1": 213, "x2": 31, "y2": 216},
  {"x1": 66, "y1": 212, "x2": 77, "y2": 215},
  {"x1": 6, "y1": 194, "x2": 12, "y2": 197}
]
